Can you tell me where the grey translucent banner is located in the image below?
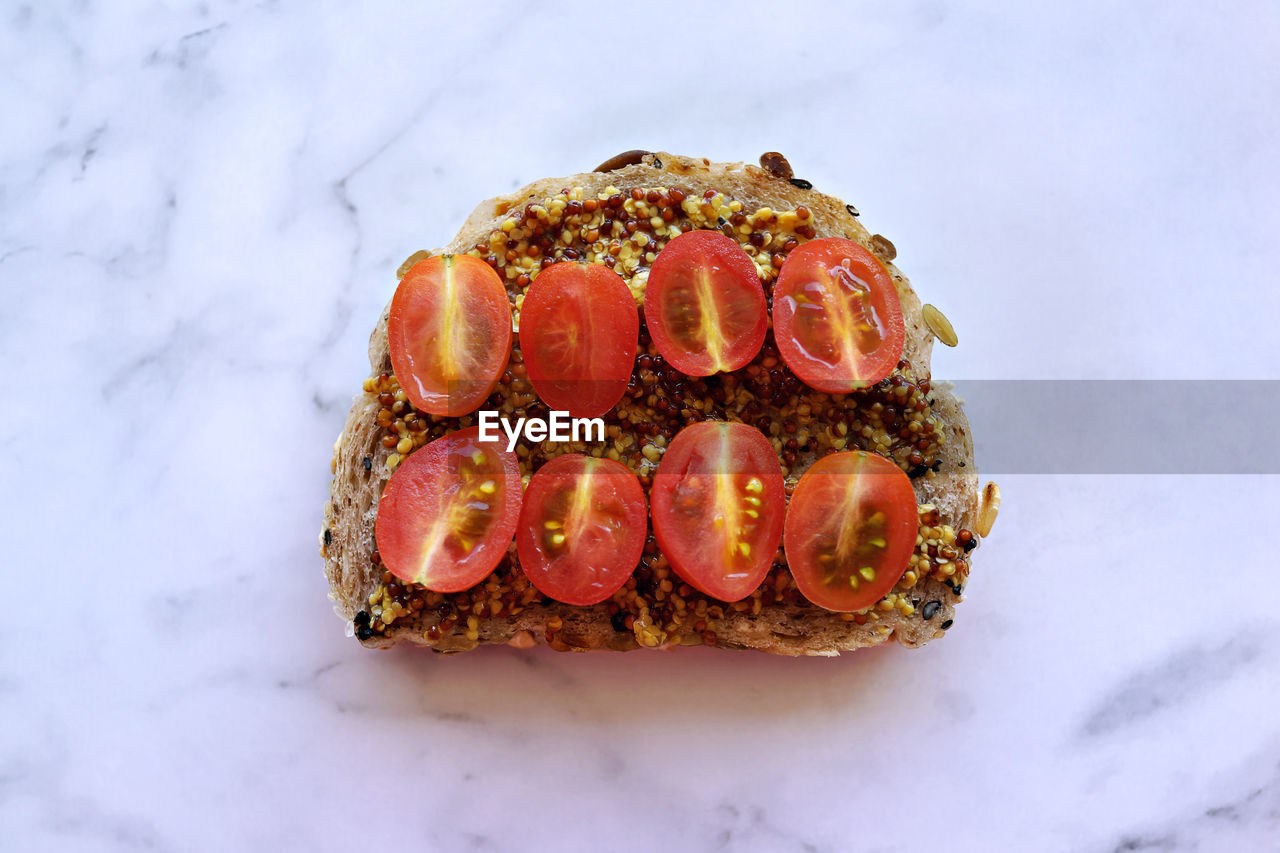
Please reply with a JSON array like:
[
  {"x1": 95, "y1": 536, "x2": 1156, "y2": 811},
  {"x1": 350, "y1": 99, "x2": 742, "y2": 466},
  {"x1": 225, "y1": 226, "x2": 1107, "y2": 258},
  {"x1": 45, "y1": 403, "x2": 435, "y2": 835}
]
[{"x1": 956, "y1": 381, "x2": 1280, "y2": 474}]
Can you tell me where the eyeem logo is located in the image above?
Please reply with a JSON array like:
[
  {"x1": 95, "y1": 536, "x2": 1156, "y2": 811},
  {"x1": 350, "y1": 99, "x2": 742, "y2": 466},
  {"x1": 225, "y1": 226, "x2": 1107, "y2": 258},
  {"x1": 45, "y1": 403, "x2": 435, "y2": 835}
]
[{"x1": 476, "y1": 410, "x2": 605, "y2": 452}]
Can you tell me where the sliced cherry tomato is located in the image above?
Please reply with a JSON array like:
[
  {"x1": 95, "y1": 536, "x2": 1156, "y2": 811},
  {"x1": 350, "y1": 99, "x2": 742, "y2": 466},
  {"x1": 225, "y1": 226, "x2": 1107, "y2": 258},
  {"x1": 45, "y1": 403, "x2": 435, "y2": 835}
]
[
  {"x1": 772, "y1": 238, "x2": 905, "y2": 393},
  {"x1": 520, "y1": 262, "x2": 638, "y2": 418},
  {"x1": 516, "y1": 454, "x2": 646, "y2": 605},
  {"x1": 643, "y1": 230, "x2": 767, "y2": 376},
  {"x1": 375, "y1": 427, "x2": 522, "y2": 593},
  {"x1": 388, "y1": 254, "x2": 512, "y2": 417},
  {"x1": 784, "y1": 450, "x2": 916, "y2": 612},
  {"x1": 650, "y1": 421, "x2": 785, "y2": 601}
]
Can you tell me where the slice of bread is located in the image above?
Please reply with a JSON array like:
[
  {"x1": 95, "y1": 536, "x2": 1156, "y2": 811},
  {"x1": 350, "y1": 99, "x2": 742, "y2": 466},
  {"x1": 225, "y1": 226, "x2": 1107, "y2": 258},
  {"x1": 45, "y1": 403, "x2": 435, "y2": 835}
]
[{"x1": 321, "y1": 151, "x2": 984, "y2": 656}]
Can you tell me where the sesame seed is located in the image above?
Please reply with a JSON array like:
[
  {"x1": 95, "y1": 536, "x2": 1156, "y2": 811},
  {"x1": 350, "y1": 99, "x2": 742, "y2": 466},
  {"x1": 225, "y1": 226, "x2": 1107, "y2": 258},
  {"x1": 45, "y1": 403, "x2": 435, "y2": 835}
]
[
  {"x1": 922, "y1": 304, "x2": 958, "y2": 347},
  {"x1": 869, "y1": 234, "x2": 897, "y2": 261},
  {"x1": 978, "y1": 482, "x2": 1001, "y2": 537}
]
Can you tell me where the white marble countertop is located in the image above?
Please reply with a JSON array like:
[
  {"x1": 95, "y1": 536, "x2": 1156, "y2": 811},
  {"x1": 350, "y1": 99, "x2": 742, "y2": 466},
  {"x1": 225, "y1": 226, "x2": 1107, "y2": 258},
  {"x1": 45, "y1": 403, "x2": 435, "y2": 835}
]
[{"x1": 3, "y1": 3, "x2": 1278, "y2": 850}]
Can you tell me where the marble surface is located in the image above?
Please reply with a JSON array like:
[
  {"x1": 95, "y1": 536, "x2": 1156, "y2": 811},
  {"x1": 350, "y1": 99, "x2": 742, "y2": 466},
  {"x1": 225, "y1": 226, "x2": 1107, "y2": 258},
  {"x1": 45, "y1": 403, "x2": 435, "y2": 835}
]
[{"x1": 2, "y1": 2, "x2": 1278, "y2": 850}]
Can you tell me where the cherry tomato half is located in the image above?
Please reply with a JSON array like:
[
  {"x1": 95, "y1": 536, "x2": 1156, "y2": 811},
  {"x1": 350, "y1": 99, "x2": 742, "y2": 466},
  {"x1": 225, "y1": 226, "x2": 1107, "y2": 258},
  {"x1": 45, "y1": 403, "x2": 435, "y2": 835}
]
[
  {"x1": 520, "y1": 262, "x2": 639, "y2": 418},
  {"x1": 650, "y1": 421, "x2": 785, "y2": 601},
  {"x1": 516, "y1": 454, "x2": 647, "y2": 606},
  {"x1": 389, "y1": 254, "x2": 513, "y2": 417},
  {"x1": 643, "y1": 230, "x2": 767, "y2": 376},
  {"x1": 375, "y1": 427, "x2": 522, "y2": 593},
  {"x1": 784, "y1": 450, "x2": 916, "y2": 612},
  {"x1": 772, "y1": 238, "x2": 905, "y2": 393}
]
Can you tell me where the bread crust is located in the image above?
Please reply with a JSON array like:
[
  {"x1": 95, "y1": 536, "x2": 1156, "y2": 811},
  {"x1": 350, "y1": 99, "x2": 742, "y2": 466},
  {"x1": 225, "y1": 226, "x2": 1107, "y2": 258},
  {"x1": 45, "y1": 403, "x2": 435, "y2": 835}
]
[{"x1": 322, "y1": 152, "x2": 981, "y2": 655}]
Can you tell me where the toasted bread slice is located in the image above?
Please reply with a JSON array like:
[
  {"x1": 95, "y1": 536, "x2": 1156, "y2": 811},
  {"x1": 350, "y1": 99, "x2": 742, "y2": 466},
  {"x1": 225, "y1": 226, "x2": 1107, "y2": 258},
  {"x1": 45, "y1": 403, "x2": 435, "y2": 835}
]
[{"x1": 321, "y1": 152, "x2": 984, "y2": 655}]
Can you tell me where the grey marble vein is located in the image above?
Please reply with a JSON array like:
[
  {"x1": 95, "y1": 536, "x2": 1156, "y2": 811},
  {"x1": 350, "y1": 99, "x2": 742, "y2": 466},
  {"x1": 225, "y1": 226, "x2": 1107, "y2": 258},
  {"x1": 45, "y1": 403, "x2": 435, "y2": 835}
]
[{"x1": 1079, "y1": 634, "x2": 1267, "y2": 739}]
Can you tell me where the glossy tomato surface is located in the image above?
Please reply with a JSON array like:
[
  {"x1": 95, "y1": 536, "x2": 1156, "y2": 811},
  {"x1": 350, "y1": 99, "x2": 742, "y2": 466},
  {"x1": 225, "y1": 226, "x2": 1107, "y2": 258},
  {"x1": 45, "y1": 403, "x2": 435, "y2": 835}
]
[
  {"x1": 772, "y1": 238, "x2": 904, "y2": 393},
  {"x1": 388, "y1": 254, "x2": 513, "y2": 417},
  {"x1": 650, "y1": 421, "x2": 785, "y2": 601},
  {"x1": 516, "y1": 454, "x2": 646, "y2": 605},
  {"x1": 375, "y1": 427, "x2": 522, "y2": 592},
  {"x1": 520, "y1": 262, "x2": 638, "y2": 417},
  {"x1": 643, "y1": 230, "x2": 767, "y2": 376},
  {"x1": 784, "y1": 450, "x2": 916, "y2": 611}
]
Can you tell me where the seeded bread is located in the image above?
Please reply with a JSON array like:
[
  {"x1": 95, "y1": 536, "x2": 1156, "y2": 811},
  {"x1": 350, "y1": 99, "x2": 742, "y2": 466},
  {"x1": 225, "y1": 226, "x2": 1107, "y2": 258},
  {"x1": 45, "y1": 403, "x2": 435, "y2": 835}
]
[{"x1": 321, "y1": 151, "x2": 983, "y2": 655}]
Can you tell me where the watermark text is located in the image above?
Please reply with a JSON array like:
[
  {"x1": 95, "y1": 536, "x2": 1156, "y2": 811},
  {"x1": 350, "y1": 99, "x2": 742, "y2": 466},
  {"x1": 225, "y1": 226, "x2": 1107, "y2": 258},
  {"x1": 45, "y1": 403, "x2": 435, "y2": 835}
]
[{"x1": 477, "y1": 410, "x2": 605, "y2": 452}]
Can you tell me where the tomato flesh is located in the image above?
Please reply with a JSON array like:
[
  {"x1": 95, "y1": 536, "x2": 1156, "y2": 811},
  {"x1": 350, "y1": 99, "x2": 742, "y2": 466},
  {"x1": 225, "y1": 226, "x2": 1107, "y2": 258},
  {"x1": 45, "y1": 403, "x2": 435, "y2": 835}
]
[
  {"x1": 784, "y1": 451, "x2": 916, "y2": 612},
  {"x1": 650, "y1": 421, "x2": 785, "y2": 601},
  {"x1": 773, "y1": 238, "x2": 904, "y2": 393},
  {"x1": 516, "y1": 454, "x2": 646, "y2": 605},
  {"x1": 375, "y1": 427, "x2": 522, "y2": 593},
  {"x1": 520, "y1": 262, "x2": 638, "y2": 417},
  {"x1": 644, "y1": 230, "x2": 767, "y2": 376},
  {"x1": 389, "y1": 254, "x2": 513, "y2": 417}
]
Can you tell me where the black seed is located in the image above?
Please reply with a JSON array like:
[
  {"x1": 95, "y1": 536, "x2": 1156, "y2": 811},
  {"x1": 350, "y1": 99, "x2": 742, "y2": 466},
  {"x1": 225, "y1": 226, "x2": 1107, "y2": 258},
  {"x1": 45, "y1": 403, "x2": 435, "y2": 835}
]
[
  {"x1": 651, "y1": 156, "x2": 662, "y2": 169},
  {"x1": 962, "y1": 538, "x2": 977, "y2": 552},
  {"x1": 908, "y1": 464, "x2": 929, "y2": 479},
  {"x1": 952, "y1": 584, "x2": 964, "y2": 596},
  {"x1": 354, "y1": 610, "x2": 375, "y2": 641},
  {"x1": 845, "y1": 203, "x2": 860, "y2": 217},
  {"x1": 362, "y1": 456, "x2": 372, "y2": 471},
  {"x1": 930, "y1": 459, "x2": 943, "y2": 472},
  {"x1": 921, "y1": 600, "x2": 941, "y2": 620},
  {"x1": 610, "y1": 611, "x2": 628, "y2": 632},
  {"x1": 790, "y1": 178, "x2": 813, "y2": 189},
  {"x1": 717, "y1": 216, "x2": 727, "y2": 226},
  {"x1": 323, "y1": 529, "x2": 332, "y2": 546},
  {"x1": 940, "y1": 619, "x2": 954, "y2": 630}
]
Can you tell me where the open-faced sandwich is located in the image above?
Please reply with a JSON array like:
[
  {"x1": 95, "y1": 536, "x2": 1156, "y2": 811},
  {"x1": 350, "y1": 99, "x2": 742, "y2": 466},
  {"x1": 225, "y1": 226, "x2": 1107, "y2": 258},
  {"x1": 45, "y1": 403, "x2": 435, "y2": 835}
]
[{"x1": 321, "y1": 150, "x2": 999, "y2": 655}]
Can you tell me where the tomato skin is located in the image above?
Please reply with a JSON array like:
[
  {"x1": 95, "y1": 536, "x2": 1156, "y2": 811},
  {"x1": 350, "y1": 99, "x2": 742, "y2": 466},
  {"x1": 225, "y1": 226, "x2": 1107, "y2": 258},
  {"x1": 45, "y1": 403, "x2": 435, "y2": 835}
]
[
  {"x1": 784, "y1": 451, "x2": 916, "y2": 612},
  {"x1": 772, "y1": 238, "x2": 905, "y2": 394},
  {"x1": 516, "y1": 454, "x2": 646, "y2": 606},
  {"x1": 374, "y1": 427, "x2": 522, "y2": 593},
  {"x1": 520, "y1": 262, "x2": 639, "y2": 418},
  {"x1": 388, "y1": 254, "x2": 513, "y2": 417},
  {"x1": 643, "y1": 230, "x2": 767, "y2": 376},
  {"x1": 650, "y1": 421, "x2": 785, "y2": 602}
]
